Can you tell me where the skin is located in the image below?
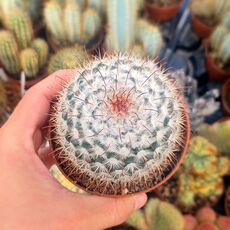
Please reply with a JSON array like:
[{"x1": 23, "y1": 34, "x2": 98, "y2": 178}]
[{"x1": 0, "y1": 70, "x2": 147, "y2": 230}]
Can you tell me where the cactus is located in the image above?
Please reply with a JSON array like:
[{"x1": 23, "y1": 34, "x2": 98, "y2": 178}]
[
  {"x1": 176, "y1": 136, "x2": 229, "y2": 208},
  {"x1": 82, "y1": 8, "x2": 101, "y2": 42},
  {"x1": 20, "y1": 48, "x2": 39, "y2": 78},
  {"x1": 216, "y1": 216, "x2": 230, "y2": 230},
  {"x1": 88, "y1": 0, "x2": 106, "y2": 14},
  {"x1": 127, "y1": 199, "x2": 184, "y2": 230},
  {"x1": 0, "y1": 0, "x2": 22, "y2": 20},
  {"x1": 136, "y1": 20, "x2": 163, "y2": 58},
  {"x1": 223, "y1": 11, "x2": 230, "y2": 30},
  {"x1": 215, "y1": 0, "x2": 230, "y2": 18},
  {"x1": 5, "y1": 9, "x2": 33, "y2": 50},
  {"x1": 196, "y1": 207, "x2": 216, "y2": 223},
  {"x1": 0, "y1": 30, "x2": 21, "y2": 74},
  {"x1": 106, "y1": 0, "x2": 139, "y2": 52},
  {"x1": 191, "y1": 0, "x2": 216, "y2": 19},
  {"x1": 31, "y1": 38, "x2": 49, "y2": 68},
  {"x1": 48, "y1": 46, "x2": 88, "y2": 74},
  {"x1": 44, "y1": 1, "x2": 66, "y2": 44},
  {"x1": 64, "y1": 1, "x2": 82, "y2": 44},
  {"x1": 218, "y1": 34, "x2": 230, "y2": 66},
  {"x1": 210, "y1": 25, "x2": 228, "y2": 52},
  {"x1": 198, "y1": 120, "x2": 230, "y2": 154},
  {"x1": 48, "y1": 54, "x2": 190, "y2": 195}
]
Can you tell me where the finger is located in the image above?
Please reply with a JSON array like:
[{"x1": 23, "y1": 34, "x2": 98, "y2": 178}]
[
  {"x1": 62, "y1": 192, "x2": 147, "y2": 229},
  {"x1": 7, "y1": 69, "x2": 76, "y2": 134}
]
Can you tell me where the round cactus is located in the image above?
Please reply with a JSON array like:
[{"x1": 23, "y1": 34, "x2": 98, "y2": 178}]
[
  {"x1": 48, "y1": 46, "x2": 88, "y2": 74},
  {"x1": 31, "y1": 38, "x2": 49, "y2": 68},
  {"x1": 20, "y1": 48, "x2": 39, "y2": 78},
  {"x1": 49, "y1": 54, "x2": 190, "y2": 196},
  {"x1": 145, "y1": 199, "x2": 184, "y2": 230}
]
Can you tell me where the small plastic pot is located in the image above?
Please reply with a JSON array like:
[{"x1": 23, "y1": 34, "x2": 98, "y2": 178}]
[{"x1": 144, "y1": 0, "x2": 183, "y2": 22}]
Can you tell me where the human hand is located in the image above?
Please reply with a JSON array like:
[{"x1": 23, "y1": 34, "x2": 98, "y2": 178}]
[{"x1": 0, "y1": 70, "x2": 147, "y2": 230}]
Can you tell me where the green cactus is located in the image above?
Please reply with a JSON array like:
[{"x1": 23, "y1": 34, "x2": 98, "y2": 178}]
[
  {"x1": 31, "y1": 38, "x2": 49, "y2": 68},
  {"x1": 136, "y1": 20, "x2": 163, "y2": 58},
  {"x1": 20, "y1": 48, "x2": 39, "y2": 78},
  {"x1": 48, "y1": 45, "x2": 88, "y2": 74},
  {"x1": 82, "y1": 8, "x2": 101, "y2": 42},
  {"x1": 198, "y1": 120, "x2": 230, "y2": 154},
  {"x1": 88, "y1": 0, "x2": 106, "y2": 14},
  {"x1": 223, "y1": 11, "x2": 230, "y2": 30},
  {"x1": 48, "y1": 54, "x2": 189, "y2": 195},
  {"x1": 176, "y1": 136, "x2": 229, "y2": 208},
  {"x1": 218, "y1": 34, "x2": 230, "y2": 66},
  {"x1": 44, "y1": 1, "x2": 66, "y2": 44},
  {"x1": 215, "y1": 0, "x2": 230, "y2": 18},
  {"x1": 105, "y1": 0, "x2": 139, "y2": 52},
  {"x1": 191, "y1": 0, "x2": 216, "y2": 19},
  {"x1": 127, "y1": 199, "x2": 184, "y2": 230},
  {"x1": 0, "y1": 30, "x2": 21, "y2": 74},
  {"x1": 5, "y1": 9, "x2": 33, "y2": 50},
  {"x1": 64, "y1": 1, "x2": 82, "y2": 44},
  {"x1": 210, "y1": 25, "x2": 228, "y2": 52}
]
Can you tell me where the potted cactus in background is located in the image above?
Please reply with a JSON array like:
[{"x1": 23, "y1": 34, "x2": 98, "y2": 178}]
[
  {"x1": 105, "y1": 0, "x2": 163, "y2": 58},
  {"x1": 48, "y1": 53, "x2": 190, "y2": 196},
  {"x1": 0, "y1": 9, "x2": 49, "y2": 88},
  {"x1": 44, "y1": 0, "x2": 103, "y2": 55},
  {"x1": 0, "y1": 0, "x2": 43, "y2": 33},
  {"x1": 47, "y1": 45, "x2": 89, "y2": 74},
  {"x1": 222, "y1": 79, "x2": 230, "y2": 115},
  {"x1": 190, "y1": 0, "x2": 230, "y2": 39},
  {"x1": 144, "y1": 0, "x2": 183, "y2": 22},
  {"x1": 204, "y1": 21, "x2": 230, "y2": 82},
  {"x1": 157, "y1": 136, "x2": 229, "y2": 213}
]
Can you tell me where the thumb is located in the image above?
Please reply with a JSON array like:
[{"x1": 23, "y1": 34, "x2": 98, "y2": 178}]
[{"x1": 63, "y1": 192, "x2": 147, "y2": 230}]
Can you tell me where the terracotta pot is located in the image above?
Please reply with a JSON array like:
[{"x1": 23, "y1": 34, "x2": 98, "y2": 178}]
[
  {"x1": 222, "y1": 79, "x2": 230, "y2": 116},
  {"x1": 192, "y1": 16, "x2": 213, "y2": 40},
  {"x1": 144, "y1": 0, "x2": 183, "y2": 22},
  {"x1": 8, "y1": 70, "x2": 47, "y2": 90},
  {"x1": 204, "y1": 40, "x2": 230, "y2": 83}
]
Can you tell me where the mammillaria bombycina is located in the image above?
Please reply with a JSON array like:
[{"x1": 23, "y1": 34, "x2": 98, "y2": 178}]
[{"x1": 49, "y1": 54, "x2": 190, "y2": 196}]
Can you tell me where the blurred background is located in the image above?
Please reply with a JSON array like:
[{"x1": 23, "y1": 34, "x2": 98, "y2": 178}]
[{"x1": 0, "y1": 0, "x2": 230, "y2": 229}]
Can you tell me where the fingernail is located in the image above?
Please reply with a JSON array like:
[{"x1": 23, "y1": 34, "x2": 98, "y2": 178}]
[{"x1": 134, "y1": 193, "x2": 147, "y2": 210}]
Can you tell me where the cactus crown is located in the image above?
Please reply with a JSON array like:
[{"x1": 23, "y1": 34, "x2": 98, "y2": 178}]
[{"x1": 49, "y1": 54, "x2": 190, "y2": 195}]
